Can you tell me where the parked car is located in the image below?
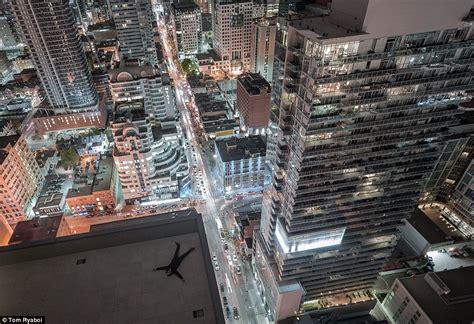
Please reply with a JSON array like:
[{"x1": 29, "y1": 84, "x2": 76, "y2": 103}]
[
  {"x1": 220, "y1": 283, "x2": 224, "y2": 293},
  {"x1": 233, "y1": 307, "x2": 240, "y2": 319},
  {"x1": 225, "y1": 306, "x2": 231, "y2": 319},
  {"x1": 236, "y1": 266, "x2": 242, "y2": 275},
  {"x1": 223, "y1": 296, "x2": 228, "y2": 306}
]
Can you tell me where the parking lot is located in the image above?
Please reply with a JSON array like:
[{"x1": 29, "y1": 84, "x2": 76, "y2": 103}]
[{"x1": 427, "y1": 243, "x2": 474, "y2": 271}]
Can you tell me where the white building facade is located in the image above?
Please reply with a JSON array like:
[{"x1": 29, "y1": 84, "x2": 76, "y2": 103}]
[
  {"x1": 250, "y1": 18, "x2": 276, "y2": 83},
  {"x1": 171, "y1": 2, "x2": 202, "y2": 57},
  {"x1": 109, "y1": 66, "x2": 176, "y2": 123},
  {"x1": 213, "y1": 0, "x2": 253, "y2": 74}
]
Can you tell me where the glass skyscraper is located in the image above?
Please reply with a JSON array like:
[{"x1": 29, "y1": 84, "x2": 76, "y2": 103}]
[{"x1": 9, "y1": 0, "x2": 98, "y2": 112}]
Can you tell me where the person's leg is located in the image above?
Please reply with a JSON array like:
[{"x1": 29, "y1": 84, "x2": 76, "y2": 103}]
[
  {"x1": 174, "y1": 271, "x2": 185, "y2": 282},
  {"x1": 178, "y1": 247, "x2": 195, "y2": 262},
  {"x1": 153, "y1": 266, "x2": 168, "y2": 272},
  {"x1": 173, "y1": 242, "x2": 181, "y2": 260}
]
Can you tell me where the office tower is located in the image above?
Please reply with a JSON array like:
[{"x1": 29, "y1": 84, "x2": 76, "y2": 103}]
[
  {"x1": 9, "y1": 0, "x2": 98, "y2": 112},
  {"x1": 111, "y1": 103, "x2": 187, "y2": 202},
  {"x1": 255, "y1": 0, "x2": 474, "y2": 320},
  {"x1": 171, "y1": 2, "x2": 202, "y2": 57},
  {"x1": 108, "y1": 65, "x2": 176, "y2": 123},
  {"x1": 236, "y1": 73, "x2": 271, "y2": 135},
  {"x1": 110, "y1": 0, "x2": 157, "y2": 66},
  {"x1": 0, "y1": 135, "x2": 43, "y2": 231},
  {"x1": 250, "y1": 17, "x2": 276, "y2": 83},
  {"x1": 213, "y1": 0, "x2": 253, "y2": 74}
]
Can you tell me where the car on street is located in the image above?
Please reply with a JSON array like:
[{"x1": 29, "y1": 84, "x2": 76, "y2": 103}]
[
  {"x1": 220, "y1": 283, "x2": 224, "y2": 293},
  {"x1": 232, "y1": 254, "x2": 237, "y2": 262},
  {"x1": 214, "y1": 261, "x2": 220, "y2": 271},
  {"x1": 213, "y1": 254, "x2": 217, "y2": 261},
  {"x1": 233, "y1": 307, "x2": 239, "y2": 319},
  {"x1": 227, "y1": 255, "x2": 232, "y2": 264},
  {"x1": 225, "y1": 306, "x2": 231, "y2": 320},
  {"x1": 236, "y1": 266, "x2": 241, "y2": 275},
  {"x1": 224, "y1": 243, "x2": 229, "y2": 251},
  {"x1": 222, "y1": 296, "x2": 228, "y2": 306}
]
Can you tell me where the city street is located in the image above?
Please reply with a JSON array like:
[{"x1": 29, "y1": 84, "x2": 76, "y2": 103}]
[{"x1": 154, "y1": 7, "x2": 269, "y2": 323}]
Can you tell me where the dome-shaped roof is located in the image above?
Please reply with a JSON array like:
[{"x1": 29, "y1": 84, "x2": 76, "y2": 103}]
[{"x1": 116, "y1": 72, "x2": 134, "y2": 82}]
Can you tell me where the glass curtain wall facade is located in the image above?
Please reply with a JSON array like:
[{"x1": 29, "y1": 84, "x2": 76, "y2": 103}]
[
  {"x1": 258, "y1": 15, "x2": 474, "y2": 311},
  {"x1": 9, "y1": 0, "x2": 98, "y2": 112}
]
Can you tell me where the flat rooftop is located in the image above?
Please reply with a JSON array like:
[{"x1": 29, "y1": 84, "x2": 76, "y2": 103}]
[
  {"x1": 67, "y1": 156, "x2": 114, "y2": 198},
  {"x1": 8, "y1": 216, "x2": 62, "y2": 245},
  {"x1": 399, "y1": 266, "x2": 474, "y2": 323},
  {"x1": 408, "y1": 208, "x2": 451, "y2": 245},
  {"x1": 0, "y1": 210, "x2": 224, "y2": 324},
  {"x1": 34, "y1": 149, "x2": 56, "y2": 168},
  {"x1": 216, "y1": 135, "x2": 266, "y2": 162},
  {"x1": 0, "y1": 134, "x2": 19, "y2": 164},
  {"x1": 238, "y1": 73, "x2": 271, "y2": 96}
]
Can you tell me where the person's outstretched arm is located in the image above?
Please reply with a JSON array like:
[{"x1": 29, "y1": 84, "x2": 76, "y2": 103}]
[{"x1": 178, "y1": 247, "x2": 195, "y2": 262}]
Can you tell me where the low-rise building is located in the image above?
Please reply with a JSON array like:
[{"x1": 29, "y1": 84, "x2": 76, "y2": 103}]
[
  {"x1": 0, "y1": 135, "x2": 43, "y2": 230},
  {"x1": 195, "y1": 92, "x2": 239, "y2": 139},
  {"x1": 33, "y1": 192, "x2": 65, "y2": 218},
  {"x1": 31, "y1": 96, "x2": 107, "y2": 136},
  {"x1": 380, "y1": 266, "x2": 474, "y2": 324},
  {"x1": 215, "y1": 135, "x2": 266, "y2": 193},
  {"x1": 196, "y1": 50, "x2": 225, "y2": 77},
  {"x1": 66, "y1": 156, "x2": 116, "y2": 213},
  {"x1": 7, "y1": 215, "x2": 71, "y2": 245},
  {"x1": 0, "y1": 97, "x2": 31, "y2": 120}
]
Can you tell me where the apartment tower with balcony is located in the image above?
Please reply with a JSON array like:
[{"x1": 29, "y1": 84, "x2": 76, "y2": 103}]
[
  {"x1": 255, "y1": 0, "x2": 474, "y2": 320},
  {"x1": 108, "y1": 65, "x2": 176, "y2": 124},
  {"x1": 111, "y1": 102, "x2": 188, "y2": 203}
]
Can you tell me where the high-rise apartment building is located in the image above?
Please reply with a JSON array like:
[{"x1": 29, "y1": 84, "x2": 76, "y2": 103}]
[
  {"x1": 0, "y1": 135, "x2": 43, "y2": 231},
  {"x1": 110, "y1": 0, "x2": 157, "y2": 66},
  {"x1": 108, "y1": 65, "x2": 176, "y2": 123},
  {"x1": 213, "y1": 0, "x2": 253, "y2": 74},
  {"x1": 250, "y1": 17, "x2": 276, "y2": 83},
  {"x1": 236, "y1": 73, "x2": 271, "y2": 135},
  {"x1": 111, "y1": 102, "x2": 188, "y2": 202},
  {"x1": 255, "y1": 0, "x2": 474, "y2": 320},
  {"x1": 171, "y1": 2, "x2": 202, "y2": 57},
  {"x1": 8, "y1": 0, "x2": 98, "y2": 112}
]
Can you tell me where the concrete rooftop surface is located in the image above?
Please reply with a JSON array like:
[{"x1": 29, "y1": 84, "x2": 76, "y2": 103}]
[{"x1": 0, "y1": 210, "x2": 224, "y2": 324}]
